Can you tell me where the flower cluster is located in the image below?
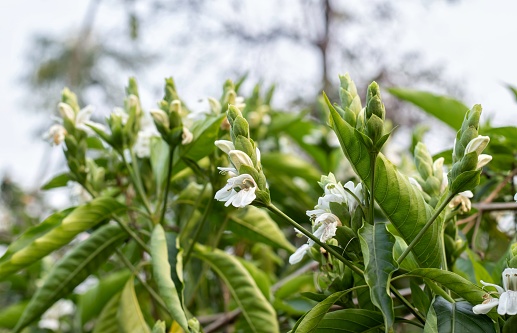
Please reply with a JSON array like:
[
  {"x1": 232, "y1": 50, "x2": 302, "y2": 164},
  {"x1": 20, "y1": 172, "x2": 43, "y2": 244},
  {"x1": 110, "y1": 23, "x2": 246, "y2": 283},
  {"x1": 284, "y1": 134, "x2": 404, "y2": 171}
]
[
  {"x1": 214, "y1": 105, "x2": 269, "y2": 208},
  {"x1": 290, "y1": 173, "x2": 363, "y2": 264}
]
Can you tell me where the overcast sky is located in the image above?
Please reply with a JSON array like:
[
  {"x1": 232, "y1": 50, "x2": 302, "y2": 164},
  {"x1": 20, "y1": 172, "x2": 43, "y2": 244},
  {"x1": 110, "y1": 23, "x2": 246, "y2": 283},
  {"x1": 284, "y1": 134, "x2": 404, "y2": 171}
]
[{"x1": 1, "y1": 0, "x2": 516, "y2": 190}]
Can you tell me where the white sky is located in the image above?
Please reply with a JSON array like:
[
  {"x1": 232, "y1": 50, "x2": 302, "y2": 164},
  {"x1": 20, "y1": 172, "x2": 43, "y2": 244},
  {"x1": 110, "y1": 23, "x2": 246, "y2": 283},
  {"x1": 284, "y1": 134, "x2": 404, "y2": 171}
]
[{"x1": 1, "y1": 0, "x2": 517, "y2": 190}]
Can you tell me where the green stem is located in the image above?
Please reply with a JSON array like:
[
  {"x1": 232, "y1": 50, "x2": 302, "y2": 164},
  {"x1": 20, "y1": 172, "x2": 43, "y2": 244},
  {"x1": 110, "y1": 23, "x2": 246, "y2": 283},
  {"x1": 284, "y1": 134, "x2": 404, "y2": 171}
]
[
  {"x1": 267, "y1": 203, "x2": 363, "y2": 276},
  {"x1": 368, "y1": 153, "x2": 376, "y2": 224},
  {"x1": 178, "y1": 183, "x2": 209, "y2": 241},
  {"x1": 183, "y1": 194, "x2": 215, "y2": 264},
  {"x1": 115, "y1": 249, "x2": 170, "y2": 316},
  {"x1": 390, "y1": 285, "x2": 425, "y2": 324},
  {"x1": 397, "y1": 193, "x2": 455, "y2": 265},
  {"x1": 121, "y1": 149, "x2": 153, "y2": 216},
  {"x1": 159, "y1": 147, "x2": 174, "y2": 225}
]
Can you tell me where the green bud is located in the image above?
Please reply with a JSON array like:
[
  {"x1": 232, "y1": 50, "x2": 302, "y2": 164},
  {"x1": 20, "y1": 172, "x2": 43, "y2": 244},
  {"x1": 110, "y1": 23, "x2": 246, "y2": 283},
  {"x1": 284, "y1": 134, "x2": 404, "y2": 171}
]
[
  {"x1": 232, "y1": 116, "x2": 250, "y2": 140},
  {"x1": 339, "y1": 73, "x2": 358, "y2": 97},
  {"x1": 234, "y1": 135, "x2": 256, "y2": 164},
  {"x1": 365, "y1": 114, "x2": 384, "y2": 145},
  {"x1": 164, "y1": 77, "x2": 179, "y2": 103},
  {"x1": 150, "y1": 109, "x2": 170, "y2": 130},
  {"x1": 414, "y1": 142, "x2": 433, "y2": 179},
  {"x1": 356, "y1": 108, "x2": 366, "y2": 131},
  {"x1": 227, "y1": 105, "x2": 242, "y2": 124},
  {"x1": 366, "y1": 95, "x2": 385, "y2": 121},
  {"x1": 366, "y1": 82, "x2": 380, "y2": 104},
  {"x1": 61, "y1": 88, "x2": 80, "y2": 113},
  {"x1": 465, "y1": 135, "x2": 490, "y2": 155},
  {"x1": 126, "y1": 77, "x2": 140, "y2": 98}
]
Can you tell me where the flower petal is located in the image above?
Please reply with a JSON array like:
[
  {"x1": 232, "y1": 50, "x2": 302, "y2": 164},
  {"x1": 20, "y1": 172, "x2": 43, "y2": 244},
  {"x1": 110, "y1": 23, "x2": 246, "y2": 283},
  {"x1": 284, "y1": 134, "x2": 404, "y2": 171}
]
[
  {"x1": 289, "y1": 244, "x2": 310, "y2": 265},
  {"x1": 480, "y1": 280, "x2": 505, "y2": 294},
  {"x1": 472, "y1": 298, "x2": 498, "y2": 314}
]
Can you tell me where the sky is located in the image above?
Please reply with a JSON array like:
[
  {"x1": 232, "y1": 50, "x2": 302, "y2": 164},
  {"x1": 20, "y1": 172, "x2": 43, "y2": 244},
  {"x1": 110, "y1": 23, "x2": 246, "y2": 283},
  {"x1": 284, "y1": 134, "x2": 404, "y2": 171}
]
[{"x1": 1, "y1": 0, "x2": 517, "y2": 191}]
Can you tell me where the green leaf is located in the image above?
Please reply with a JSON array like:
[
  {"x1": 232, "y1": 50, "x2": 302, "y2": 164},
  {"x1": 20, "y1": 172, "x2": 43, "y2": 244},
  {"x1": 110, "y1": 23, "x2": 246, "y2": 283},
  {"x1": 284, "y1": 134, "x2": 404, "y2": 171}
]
[
  {"x1": 173, "y1": 114, "x2": 224, "y2": 172},
  {"x1": 151, "y1": 137, "x2": 170, "y2": 197},
  {"x1": 449, "y1": 170, "x2": 481, "y2": 194},
  {"x1": 431, "y1": 296, "x2": 495, "y2": 333},
  {"x1": 0, "y1": 301, "x2": 27, "y2": 329},
  {"x1": 423, "y1": 301, "x2": 438, "y2": 333},
  {"x1": 14, "y1": 224, "x2": 128, "y2": 332},
  {"x1": 228, "y1": 206, "x2": 295, "y2": 252},
  {"x1": 0, "y1": 208, "x2": 74, "y2": 263},
  {"x1": 387, "y1": 88, "x2": 468, "y2": 130},
  {"x1": 152, "y1": 320, "x2": 166, "y2": 333},
  {"x1": 78, "y1": 270, "x2": 131, "y2": 325},
  {"x1": 150, "y1": 224, "x2": 189, "y2": 332},
  {"x1": 358, "y1": 222, "x2": 397, "y2": 332},
  {"x1": 294, "y1": 291, "x2": 347, "y2": 333},
  {"x1": 506, "y1": 84, "x2": 517, "y2": 104},
  {"x1": 403, "y1": 268, "x2": 485, "y2": 305},
  {"x1": 194, "y1": 244, "x2": 279, "y2": 333},
  {"x1": 41, "y1": 173, "x2": 72, "y2": 190},
  {"x1": 503, "y1": 313, "x2": 517, "y2": 333},
  {"x1": 93, "y1": 293, "x2": 121, "y2": 333},
  {"x1": 118, "y1": 277, "x2": 151, "y2": 333},
  {"x1": 326, "y1": 95, "x2": 443, "y2": 268},
  {"x1": 237, "y1": 258, "x2": 271, "y2": 300},
  {"x1": 314, "y1": 309, "x2": 384, "y2": 332},
  {"x1": 261, "y1": 153, "x2": 322, "y2": 184},
  {"x1": 0, "y1": 197, "x2": 125, "y2": 279}
]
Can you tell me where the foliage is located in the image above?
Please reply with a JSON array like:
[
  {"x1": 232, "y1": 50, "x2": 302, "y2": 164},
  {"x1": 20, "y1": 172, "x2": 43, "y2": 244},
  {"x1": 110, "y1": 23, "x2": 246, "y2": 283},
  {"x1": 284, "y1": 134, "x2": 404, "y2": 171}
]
[{"x1": 2, "y1": 72, "x2": 517, "y2": 333}]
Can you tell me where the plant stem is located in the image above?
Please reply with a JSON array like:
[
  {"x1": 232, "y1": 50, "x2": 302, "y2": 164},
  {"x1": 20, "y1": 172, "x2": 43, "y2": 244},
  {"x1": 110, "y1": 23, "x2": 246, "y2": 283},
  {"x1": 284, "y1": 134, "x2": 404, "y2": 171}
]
[
  {"x1": 115, "y1": 249, "x2": 170, "y2": 316},
  {"x1": 390, "y1": 285, "x2": 425, "y2": 324},
  {"x1": 368, "y1": 153, "x2": 376, "y2": 225},
  {"x1": 121, "y1": 150, "x2": 153, "y2": 216},
  {"x1": 267, "y1": 203, "x2": 364, "y2": 276},
  {"x1": 183, "y1": 195, "x2": 214, "y2": 264},
  {"x1": 397, "y1": 193, "x2": 455, "y2": 265},
  {"x1": 159, "y1": 147, "x2": 174, "y2": 225}
]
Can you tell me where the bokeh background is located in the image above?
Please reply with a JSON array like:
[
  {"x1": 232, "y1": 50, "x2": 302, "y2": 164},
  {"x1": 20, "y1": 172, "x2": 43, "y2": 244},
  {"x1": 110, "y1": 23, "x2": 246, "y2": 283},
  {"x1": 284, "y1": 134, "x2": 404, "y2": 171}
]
[{"x1": 1, "y1": 0, "x2": 517, "y2": 193}]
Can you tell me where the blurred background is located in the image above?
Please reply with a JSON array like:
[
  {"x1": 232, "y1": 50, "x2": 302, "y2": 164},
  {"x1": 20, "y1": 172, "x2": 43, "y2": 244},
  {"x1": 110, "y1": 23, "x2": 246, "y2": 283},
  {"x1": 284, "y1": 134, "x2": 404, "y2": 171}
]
[{"x1": 1, "y1": 0, "x2": 517, "y2": 192}]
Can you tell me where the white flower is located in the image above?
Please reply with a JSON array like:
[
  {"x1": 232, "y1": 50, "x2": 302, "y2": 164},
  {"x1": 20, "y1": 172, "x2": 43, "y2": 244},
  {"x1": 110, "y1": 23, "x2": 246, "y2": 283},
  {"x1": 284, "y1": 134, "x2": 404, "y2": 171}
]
[
  {"x1": 343, "y1": 181, "x2": 363, "y2": 212},
  {"x1": 465, "y1": 135, "x2": 490, "y2": 155},
  {"x1": 514, "y1": 192, "x2": 517, "y2": 202},
  {"x1": 181, "y1": 127, "x2": 193, "y2": 145},
  {"x1": 58, "y1": 103, "x2": 99, "y2": 132},
  {"x1": 289, "y1": 244, "x2": 311, "y2": 264},
  {"x1": 229, "y1": 150, "x2": 254, "y2": 170},
  {"x1": 111, "y1": 107, "x2": 129, "y2": 124},
  {"x1": 133, "y1": 118, "x2": 160, "y2": 158},
  {"x1": 150, "y1": 109, "x2": 170, "y2": 129},
  {"x1": 312, "y1": 213, "x2": 341, "y2": 243},
  {"x1": 215, "y1": 140, "x2": 235, "y2": 154},
  {"x1": 44, "y1": 124, "x2": 67, "y2": 145},
  {"x1": 449, "y1": 190, "x2": 473, "y2": 213},
  {"x1": 217, "y1": 167, "x2": 238, "y2": 177},
  {"x1": 476, "y1": 154, "x2": 492, "y2": 169},
  {"x1": 473, "y1": 268, "x2": 517, "y2": 315},
  {"x1": 214, "y1": 174, "x2": 257, "y2": 207}
]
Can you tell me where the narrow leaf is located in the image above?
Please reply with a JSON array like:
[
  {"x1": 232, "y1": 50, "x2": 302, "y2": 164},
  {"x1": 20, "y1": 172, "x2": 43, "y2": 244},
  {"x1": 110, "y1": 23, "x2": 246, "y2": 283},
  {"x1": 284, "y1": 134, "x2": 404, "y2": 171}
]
[
  {"x1": 387, "y1": 88, "x2": 468, "y2": 130},
  {"x1": 229, "y1": 206, "x2": 295, "y2": 252},
  {"x1": 0, "y1": 197, "x2": 125, "y2": 279},
  {"x1": 151, "y1": 224, "x2": 189, "y2": 332},
  {"x1": 359, "y1": 222, "x2": 397, "y2": 332},
  {"x1": 403, "y1": 268, "x2": 485, "y2": 305},
  {"x1": 14, "y1": 224, "x2": 128, "y2": 332},
  {"x1": 92, "y1": 293, "x2": 121, "y2": 333},
  {"x1": 194, "y1": 244, "x2": 279, "y2": 333},
  {"x1": 326, "y1": 96, "x2": 442, "y2": 268},
  {"x1": 41, "y1": 173, "x2": 72, "y2": 190},
  {"x1": 294, "y1": 290, "x2": 347, "y2": 333},
  {"x1": 118, "y1": 277, "x2": 151, "y2": 333}
]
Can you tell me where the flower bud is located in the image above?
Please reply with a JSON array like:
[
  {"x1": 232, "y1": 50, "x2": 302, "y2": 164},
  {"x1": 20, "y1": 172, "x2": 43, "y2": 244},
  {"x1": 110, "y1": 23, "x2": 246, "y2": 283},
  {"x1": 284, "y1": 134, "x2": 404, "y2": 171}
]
[
  {"x1": 228, "y1": 150, "x2": 254, "y2": 170},
  {"x1": 150, "y1": 109, "x2": 170, "y2": 129},
  {"x1": 365, "y1": 114, "x2": 384, "y2": 144},
  {"x1": 227, "y1": 104, "x2": 242, "y2": 124},
  {"x1": 215, "y1": 140, "x2": 235, "y2": 154},
  {"x1": 476, "y1": 154, "x2": 492, "y2": 169},
  {"x1": 181, "y1": 126, "x2": 193, "y2": 145},
  {"x1": 58, "y1": 103, "x2": 75, "y2": 121},
  {"x1": 232, "y1": 116, "x2": 250, "y2": 139},
  {"x1": 414, "y1": 142, "x2": 433, "y2": 179},
  {"x1": 465, "y1": 135, "x2": 490, "y2": 155},
  {"x1": 208, "y1": 97, "x2": 222, "y2": 114}
]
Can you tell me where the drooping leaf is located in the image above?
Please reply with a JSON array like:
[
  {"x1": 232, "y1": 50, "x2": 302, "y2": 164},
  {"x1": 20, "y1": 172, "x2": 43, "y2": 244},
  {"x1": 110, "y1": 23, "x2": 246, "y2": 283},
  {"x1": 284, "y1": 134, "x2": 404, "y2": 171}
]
[
  {"x1": 78, "y1": 270, "x2": 131, "y2": 325},
  {"x1": 118, "y1": 277, "x2": 151, "y2": 333},
  {"x1": 194, "y1": 244, "x2": 279, "y2": 333},
  {"x1": 14, "y1": 224, "x2": 128, "y2": 332},
  {"x1": 358, "y1": 222, "x2": 397, "y2": 332},
  {"x1": 150, "y1": 224, "x2": 189, "y2": 332},
  {"x1": 165, "y1": 232, "x2": 185, "y2": 307},
  {"x1": 92, "y1": 293, "x2": 121, "y2": 333},
  {"x1": 228, "y1": 206, "x2": 295, "y2": 252},
  {"x1": 237, "y1": 257, "x2": 271, "y2": 300},
  {"x1": 326, "y1": 95, "x2": 442, "y2": 268},
  {"x1": 387, "y1": 88, "x2": 468, "y2": 130},
  {"x1": 403, "y1": 268, "x2": 485, "y2": 306},
  {"x1": 41, "y1": 172, "x2": 72, "y2": 190},
  {"x1": 314, "y1": 309, "x2": 384, "y2": 332},
  {"x1": 0, "y1": 197, "x2": 125, "y2": 279},
  {"x1": 431, "y1": 296, "x2": 495, "y2": 333},
  {"x1": 150, "y1": 137, "x2": 170, "y2": 197},
  {"x1": 0, "y1": 208, "x2": 74, "y2": 263},
  {"x1": 294, "y1": 290, "x2": 347, "y2": 333}
]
